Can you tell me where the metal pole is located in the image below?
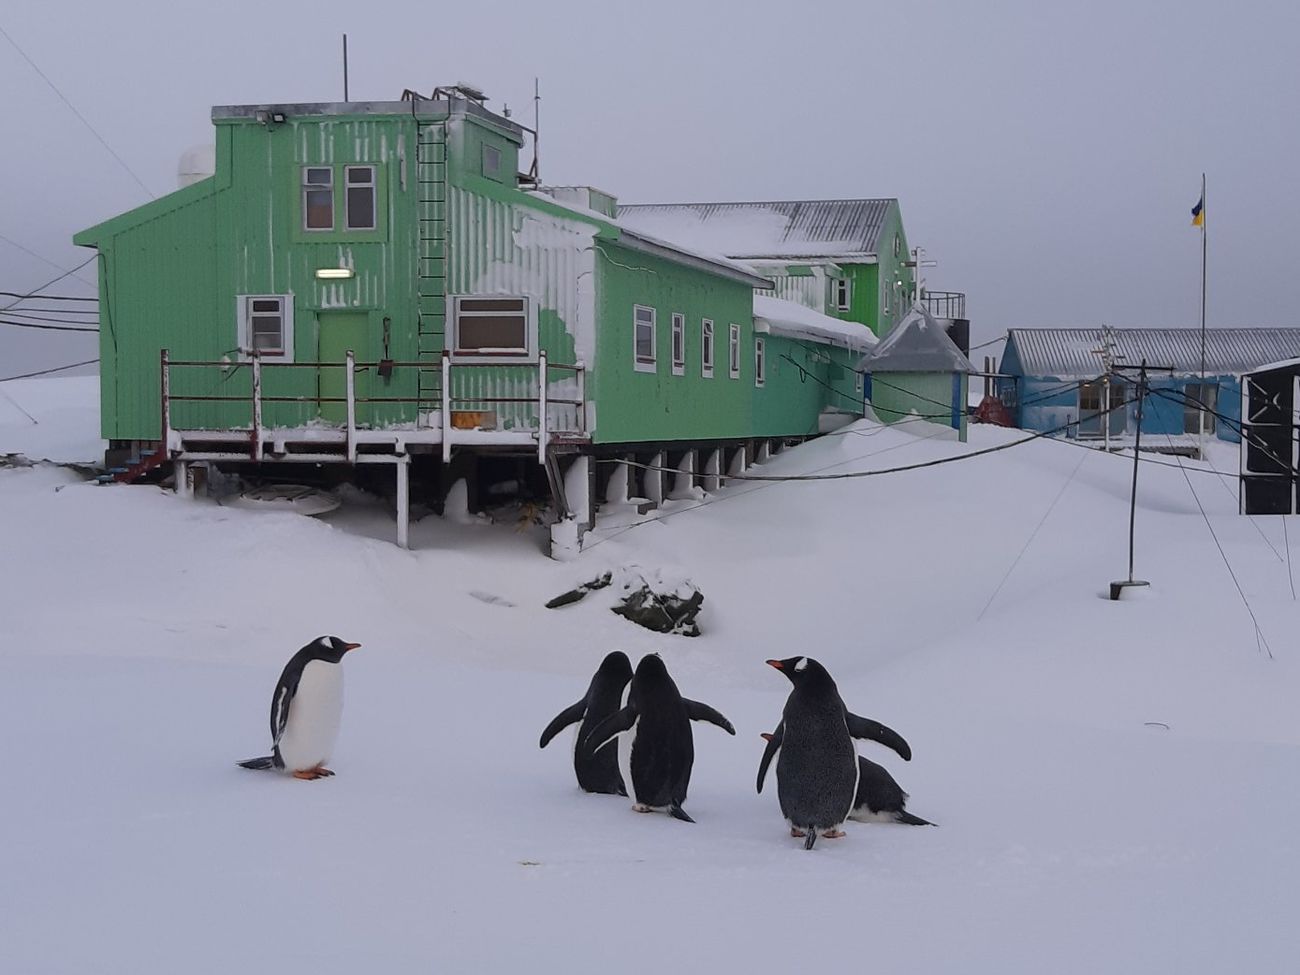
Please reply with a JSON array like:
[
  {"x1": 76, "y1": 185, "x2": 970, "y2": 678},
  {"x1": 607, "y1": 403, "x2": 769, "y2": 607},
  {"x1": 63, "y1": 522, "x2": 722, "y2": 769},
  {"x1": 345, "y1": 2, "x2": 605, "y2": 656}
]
[
  {"x1": 1199, "y1": 172, "x2": 1207, "y2": 445},
  {"x1": 1127, "y1": 360, "x2": 1148, "y2": 582},
  {"x1": 343, "y1": 34, "x2": 349, "y2": 102}
]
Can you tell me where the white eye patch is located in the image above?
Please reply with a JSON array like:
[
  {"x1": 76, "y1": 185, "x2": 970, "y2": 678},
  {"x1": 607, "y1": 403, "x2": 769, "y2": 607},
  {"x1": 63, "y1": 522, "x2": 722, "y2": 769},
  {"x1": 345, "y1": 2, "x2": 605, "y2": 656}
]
[{"x1": 794, "y1": 657, "x2": 809, "y2": 672}]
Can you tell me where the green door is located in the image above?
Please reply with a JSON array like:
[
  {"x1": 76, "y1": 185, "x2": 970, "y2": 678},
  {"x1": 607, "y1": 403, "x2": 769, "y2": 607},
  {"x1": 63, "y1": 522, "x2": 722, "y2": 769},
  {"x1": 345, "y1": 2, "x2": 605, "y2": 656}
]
[{"x1": 317, "y1": 311, "x2": 369, "y2": 424}]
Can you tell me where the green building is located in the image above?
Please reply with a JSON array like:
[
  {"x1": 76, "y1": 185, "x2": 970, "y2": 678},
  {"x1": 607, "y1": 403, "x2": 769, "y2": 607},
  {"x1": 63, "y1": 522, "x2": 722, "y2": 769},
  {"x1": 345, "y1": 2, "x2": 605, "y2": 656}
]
[{"x1": 73, "y1": 87, "x2": 873, "y2": 553}]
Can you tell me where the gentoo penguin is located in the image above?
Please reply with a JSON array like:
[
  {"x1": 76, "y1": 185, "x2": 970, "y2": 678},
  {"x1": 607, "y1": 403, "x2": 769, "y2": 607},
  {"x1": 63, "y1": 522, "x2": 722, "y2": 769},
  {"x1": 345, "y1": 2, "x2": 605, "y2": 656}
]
[
  {"x1": 237, "y1": 636, "x2": 361, "y2": 780},
  {"x1": 761, "y1": 733, "x2": 934, "y2": 827},
  {"x1": 757, "y1": 656, "x2": 911, "y2": 849},
  {"x1": 580, "y1": 653, "x2": 735, "y2": 823},
  {"x1": 539, "y1": 651, "x2": 634, "y2": 795}
]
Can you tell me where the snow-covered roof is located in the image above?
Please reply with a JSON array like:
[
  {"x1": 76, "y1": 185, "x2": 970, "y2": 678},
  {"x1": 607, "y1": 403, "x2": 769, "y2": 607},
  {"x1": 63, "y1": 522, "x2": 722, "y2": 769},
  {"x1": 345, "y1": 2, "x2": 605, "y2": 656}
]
[
  {"x1": 859, "y1": 304, "x2": 974, "y2": 374},
  {"x1": 1004, "y1": 327, "x2": 1300, "y2": 380},
  {"x1": 753, "y1": 295, "x2": 878, "y2": 352},
  {"x1": 616, "y1": 199, "x2": 896, "y2": 261},
  {"x1": 527, "y1": 190, "x2": 772, "y2": 289}
]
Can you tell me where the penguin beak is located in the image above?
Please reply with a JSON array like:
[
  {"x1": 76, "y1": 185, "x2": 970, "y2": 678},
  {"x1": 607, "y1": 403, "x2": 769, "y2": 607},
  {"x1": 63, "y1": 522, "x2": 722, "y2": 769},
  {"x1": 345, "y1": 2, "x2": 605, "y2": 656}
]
[
  {"x1": 766, "y1": 659, "x2": 784, "y2": 670},
  {"x1": 344, "y1": 642, "x2": 361, "y2": 652},
  {"x1": 760, "y1": 732, "x2": 773, "y2": 741}
]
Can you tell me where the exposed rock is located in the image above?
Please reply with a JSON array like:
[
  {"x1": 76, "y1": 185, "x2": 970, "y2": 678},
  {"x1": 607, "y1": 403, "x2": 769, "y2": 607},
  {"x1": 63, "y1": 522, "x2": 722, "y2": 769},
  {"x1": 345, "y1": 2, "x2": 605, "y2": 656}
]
[{"x1": 545, "y1": 566, "x2": 704, "y2": 636}]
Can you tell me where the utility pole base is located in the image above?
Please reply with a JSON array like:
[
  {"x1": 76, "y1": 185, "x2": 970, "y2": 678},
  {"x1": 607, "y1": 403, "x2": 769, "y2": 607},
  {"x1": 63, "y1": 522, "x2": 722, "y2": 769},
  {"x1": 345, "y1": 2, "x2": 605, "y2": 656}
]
[{"x1": 1109, "y1": 579, "x2": 1150, "y2": 600}]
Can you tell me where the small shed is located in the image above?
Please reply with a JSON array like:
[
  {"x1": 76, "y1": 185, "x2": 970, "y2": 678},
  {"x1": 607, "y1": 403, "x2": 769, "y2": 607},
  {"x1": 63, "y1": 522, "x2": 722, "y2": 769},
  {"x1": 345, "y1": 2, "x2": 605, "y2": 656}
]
[
  {"x1": 1239, "y1": 357, "x2": 1300, "y2": 514},
  {"x1": 858, "y1": 304, "x2": 975, "y2": 440}
]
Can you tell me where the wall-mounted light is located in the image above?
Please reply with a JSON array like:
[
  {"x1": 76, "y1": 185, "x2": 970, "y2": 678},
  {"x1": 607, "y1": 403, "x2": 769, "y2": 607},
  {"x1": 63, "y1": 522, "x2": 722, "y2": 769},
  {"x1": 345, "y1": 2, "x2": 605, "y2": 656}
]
[
  {"x1": 271, "y1": 111, "x2": 286, "y2": 123},
  {"x1": 315, "y1": 268, "x2": 355, "y2": 280}
]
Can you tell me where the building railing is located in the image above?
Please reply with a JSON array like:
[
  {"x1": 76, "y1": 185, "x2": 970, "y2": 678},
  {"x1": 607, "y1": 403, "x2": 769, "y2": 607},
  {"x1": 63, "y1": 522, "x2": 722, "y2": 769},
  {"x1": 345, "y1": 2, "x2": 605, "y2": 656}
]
[
  {"x1": 160, "y1": 349, "x2": 586, "y2": 464},
  {"x1": 922, "y1": 291, "x2": 966, "y2": 320}
]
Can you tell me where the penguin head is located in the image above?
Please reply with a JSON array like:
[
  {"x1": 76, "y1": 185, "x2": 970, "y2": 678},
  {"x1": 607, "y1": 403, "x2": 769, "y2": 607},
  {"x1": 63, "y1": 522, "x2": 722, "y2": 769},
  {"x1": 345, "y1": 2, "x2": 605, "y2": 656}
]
[
  {"x1": 766, "y1": 656, "x2": 833, "y2": 688},
  {"x1": 307, "y1": 635, "x2": 362, "y2": 663},
  {"x1": 634, "y1": 652, "x2": 667, "y2": 681},
  {"x1": 597, "y1": 650, "x2": 633, "y2": 682}
]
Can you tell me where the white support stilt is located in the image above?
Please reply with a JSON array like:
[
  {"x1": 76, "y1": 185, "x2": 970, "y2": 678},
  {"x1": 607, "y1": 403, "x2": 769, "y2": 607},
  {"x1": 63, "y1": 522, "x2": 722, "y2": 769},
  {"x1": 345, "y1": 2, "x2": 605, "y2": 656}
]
[
  {"x1": 604, "y1": 455, "x2": 631, "y2": 505},
  {"x1": 670, "y1": 449, "x2": 697, "y2": 500},
  {"x1": 702, "y1": 448, "x2": 722, "y2": 493},
  {"x1": 395, "y1": 456, "x2": 410, "y2": 550},
  {"x1": 563, "y1": 455, "x2": 593, "y2": 529},
  {"x1": 755, "y1": 439, "x2": 771, "y2": 464},
  {"x1": 345, "y1": 350, "x2": 357, "y2": 464},
  {"x1": 441, "y1": 351, "x2": 452, "y2": 464},
  {"x1": 728, "y1": 444, "x2": 748, "y2": 477},
  {"x1": 174, "y1": 460, "x2": 192, "y2": 498},
  {"x1": 644, "y1": 451, "x2": 664, "y2": 507}
]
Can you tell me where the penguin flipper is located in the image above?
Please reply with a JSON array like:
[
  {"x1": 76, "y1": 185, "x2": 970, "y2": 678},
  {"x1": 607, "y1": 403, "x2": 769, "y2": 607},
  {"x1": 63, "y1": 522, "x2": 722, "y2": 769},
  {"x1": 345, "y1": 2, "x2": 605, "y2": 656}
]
[
  {"x1": 684, "y1": 699, "x2": 736, "y2": 735},
  {"x1": 237, "y1": 756, "x2": 276, "y2": 771},
  {"x1": 539, "y1": 701, "x2": 586, "y2": 748},
  {"x1": 669, "y1": 803, "x2": 695, "y2": 823},
  {"x1": 844, "y1": 710, "x2": 912, "y2": 761},
  {"x1": 756, "y1": 723, "x2": 784, "y2": 793},
  {"x1": 580, "y1": 705, "x2": 636, "y2": 760},
  {"x1": 895, "y1": 810, "x2": 935, "y2": 827}
]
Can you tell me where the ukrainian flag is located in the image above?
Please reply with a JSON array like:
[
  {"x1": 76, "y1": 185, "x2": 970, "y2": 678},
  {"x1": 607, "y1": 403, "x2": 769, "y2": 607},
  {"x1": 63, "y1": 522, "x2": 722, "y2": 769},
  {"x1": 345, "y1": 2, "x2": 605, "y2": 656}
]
[{"x1": 1191, "y1": 194, "x2": 1204, "y2": 227}]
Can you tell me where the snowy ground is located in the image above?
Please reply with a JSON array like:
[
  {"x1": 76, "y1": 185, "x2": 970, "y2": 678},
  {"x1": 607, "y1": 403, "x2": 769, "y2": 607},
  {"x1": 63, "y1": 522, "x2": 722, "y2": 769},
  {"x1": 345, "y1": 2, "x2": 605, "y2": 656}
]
[{"x1": 2, "y1": 378, "x2": 1298, "y2": 974}]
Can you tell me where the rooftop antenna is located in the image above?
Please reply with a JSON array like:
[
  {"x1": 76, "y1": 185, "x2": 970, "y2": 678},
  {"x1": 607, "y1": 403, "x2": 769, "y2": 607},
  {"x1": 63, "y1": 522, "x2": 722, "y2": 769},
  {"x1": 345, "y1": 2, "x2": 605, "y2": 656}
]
[
  {"x1": 342, "y1": 34, "x2": 349, "y2": 101},
  {"x1": 531, "y1": 77, "x2": 540, "y2": 182}
]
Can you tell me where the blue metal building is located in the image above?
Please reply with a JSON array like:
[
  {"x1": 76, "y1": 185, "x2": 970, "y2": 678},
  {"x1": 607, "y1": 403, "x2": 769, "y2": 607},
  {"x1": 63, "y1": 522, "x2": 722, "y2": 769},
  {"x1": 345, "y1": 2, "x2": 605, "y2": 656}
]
[{"x1": 996, "y1": 327, "x2": 1300, "y2": 444}]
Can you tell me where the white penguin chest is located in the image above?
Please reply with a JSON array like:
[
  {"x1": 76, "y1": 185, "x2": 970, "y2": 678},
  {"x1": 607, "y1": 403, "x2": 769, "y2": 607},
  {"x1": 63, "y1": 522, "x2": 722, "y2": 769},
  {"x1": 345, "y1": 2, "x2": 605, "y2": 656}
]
[{"x1": 278, "y1": 660, "x2": 344, "y2": 771}]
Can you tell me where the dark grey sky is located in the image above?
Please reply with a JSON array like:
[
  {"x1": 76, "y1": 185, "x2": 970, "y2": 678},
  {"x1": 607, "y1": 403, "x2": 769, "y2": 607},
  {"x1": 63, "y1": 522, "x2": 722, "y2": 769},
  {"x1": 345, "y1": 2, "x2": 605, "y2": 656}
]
[{"x1": 3, "y1": 0, "x2": 1298, "y2": 376}]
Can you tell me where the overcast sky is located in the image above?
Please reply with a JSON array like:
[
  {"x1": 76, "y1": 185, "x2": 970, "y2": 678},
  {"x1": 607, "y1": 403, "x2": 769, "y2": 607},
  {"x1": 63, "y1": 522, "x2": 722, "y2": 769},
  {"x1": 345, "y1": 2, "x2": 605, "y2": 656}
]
[{"x1": 3, "y1": 0, "x2": 1298, "y2": 377}]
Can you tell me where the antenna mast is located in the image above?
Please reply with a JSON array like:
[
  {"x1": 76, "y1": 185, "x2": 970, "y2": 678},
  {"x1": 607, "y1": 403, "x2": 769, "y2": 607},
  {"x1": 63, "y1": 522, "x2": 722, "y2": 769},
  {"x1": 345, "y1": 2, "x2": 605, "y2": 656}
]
[
  {"x1": 342, "y1": 34, "x2": 350, "y2": 101},
  {"x1": 530, "y1": 77, "x2": 540, "y2": 182}
]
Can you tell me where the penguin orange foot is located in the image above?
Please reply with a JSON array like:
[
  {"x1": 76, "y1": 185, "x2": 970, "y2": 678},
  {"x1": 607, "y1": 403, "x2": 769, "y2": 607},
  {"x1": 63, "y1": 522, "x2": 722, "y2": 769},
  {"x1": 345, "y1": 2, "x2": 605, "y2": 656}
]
[
  {"x1": 821, "y1": 829, "x2": 847, "y2": 839},
  {"x1": 292, "y1": 768, "x2": 329, "y2": 780},
  {"x1": 790, "y1": 827, "x2": 808, "y2": 838}
]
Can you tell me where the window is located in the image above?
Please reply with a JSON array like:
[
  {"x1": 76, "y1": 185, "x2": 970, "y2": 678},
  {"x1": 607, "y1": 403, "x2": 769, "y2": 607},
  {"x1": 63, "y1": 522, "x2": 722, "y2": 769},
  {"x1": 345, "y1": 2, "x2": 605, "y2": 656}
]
[
  {"x1": 755, "y1": 337, "x2": 766, "y2": 387},
  {"x1": 483, "y1": 144, "x2": 502, "y2": 180},
  {"x1": 893, "y1": 233, "x2": 901, "y2": 259},
  {"x1": 1184, "y1": 382, "x2": 1217, "y2": 434},
  {"x1": 238, "y1": 295, "x2": 293, "y2": 360},
  {"x1": 728, "y1": 324, "x2": 741, "y2": 378},
  {"x1": 634, "y1": 305, "x2": 657, "y2": 372},
  {"x1": 834, "y1": 278, "x2": 851, "y2": 311},
  {"x1": 451, "y1": 296, "x2": 531, "y2": 359},
  {"x1": 302, "y1": 167, "x2": 333, "y2": 230},
  {"x1": 344, "y1": 166, "x2": 376, "y2": 230},
  {"x1": 701, "y1": 319, "x2": 714, "y2": 378},
  {"x1": 671, "y1": 313, "x2": 685, "y2": 375}
]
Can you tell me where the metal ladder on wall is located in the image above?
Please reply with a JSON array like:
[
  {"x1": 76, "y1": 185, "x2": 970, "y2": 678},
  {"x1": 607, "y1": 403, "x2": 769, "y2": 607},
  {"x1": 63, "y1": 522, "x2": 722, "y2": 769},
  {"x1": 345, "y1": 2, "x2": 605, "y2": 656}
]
[{"x1": 414, "y1": 118, "x2": 448, "y2": 417}]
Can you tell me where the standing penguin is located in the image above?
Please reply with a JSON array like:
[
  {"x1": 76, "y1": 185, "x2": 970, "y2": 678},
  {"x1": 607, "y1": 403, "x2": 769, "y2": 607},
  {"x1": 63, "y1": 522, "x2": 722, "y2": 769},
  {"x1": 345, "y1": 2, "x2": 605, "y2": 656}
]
[
  {"x1": 538, "y1": 651, "x2": 634, "y2": 795},
  {"x1": 757, "y1": 656, "x2": 912, "y2": 849},
  {"x1": 580, "y1": 653, "x2": 735, "y2": 823},
  {"x1": 761, "y1": 733, "x2": 933, "y2": 827},
  {"x1": 237, "y1": 636, "x2": 361, "y2": 780}
]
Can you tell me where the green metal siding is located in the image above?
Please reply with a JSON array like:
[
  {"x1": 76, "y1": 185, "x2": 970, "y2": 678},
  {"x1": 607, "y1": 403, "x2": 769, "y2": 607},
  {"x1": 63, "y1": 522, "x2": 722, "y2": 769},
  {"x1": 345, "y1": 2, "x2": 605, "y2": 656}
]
[{"x1": 870, "y1": 371, "x2": 967, "y2": 441}]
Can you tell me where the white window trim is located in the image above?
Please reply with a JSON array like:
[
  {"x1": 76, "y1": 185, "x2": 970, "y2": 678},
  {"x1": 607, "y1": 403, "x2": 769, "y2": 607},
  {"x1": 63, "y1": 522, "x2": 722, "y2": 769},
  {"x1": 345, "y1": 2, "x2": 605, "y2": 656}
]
[
  {"x1": 302, "y1": 167, "x2": 334, "y2": 232},
  {"x1": 343, "y1": 165, "x2": 377, "y2": 231},
  {"x1": 728, "y1": 323, "x2": 741, "y2": 379},
  {"x1": 237, "y1": 294, "x2": 294, "y2": 362},
  {"x1": 701, "y1": 319, "x2": 714, "y2": 378},
  {"x1": 634, "y1": 305, "x2": 657, "y2": 373},
  {"x1": 755, "y1": 337, "x2": 766, "y2": 387},
  {"x1": 449, "y1": 295, "x2": 536, "y2": 364},
  {"x1": 834, "y1": 278, "x2": 851, "y2": 312},
  {"x1": 671, "y1": 313, "x2": 685, "y2": 376}
]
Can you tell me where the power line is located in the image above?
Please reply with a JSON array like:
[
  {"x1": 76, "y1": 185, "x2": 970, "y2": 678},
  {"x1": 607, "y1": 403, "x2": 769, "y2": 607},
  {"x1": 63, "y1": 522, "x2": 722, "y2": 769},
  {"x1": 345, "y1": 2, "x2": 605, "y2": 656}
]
[
  {"x1": 0, "y1": 357, "x2": 98, "y2": 382},
  {"x1": 0, "y1": 232, "x2": 97, "y2": 289},
  {"x1": 0, "y1": 22, "x2": 154, "y2": 200},
  {"x1": 968, "y1": 333, "x2": 1007, "y2": 352},
  {"x1": 1, "y1": 254, "x2": 97, "y2": 311},
  {"x1": 0, "y1": 318, "x2": 98, "y2": 332},
  {"x1": 0, "y1": 291, "x2": 96, "y2": 303}
]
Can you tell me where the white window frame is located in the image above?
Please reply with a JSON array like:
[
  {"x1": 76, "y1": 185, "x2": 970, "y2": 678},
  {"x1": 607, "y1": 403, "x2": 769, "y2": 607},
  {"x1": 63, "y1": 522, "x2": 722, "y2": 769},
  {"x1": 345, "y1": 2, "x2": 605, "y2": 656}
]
[
  {"x1": 834, "y1": 278, "x2": 851, "y2": 311},
  {"x1": 237, "y1": 294, "x2": 294, "y2": 361},
  {"x1": 755, "y1": 337, "x2": 766, "y2": 387},
  {"x1": 449, "y1": 295, "x2": 535, "y2": 363},
  {"x1": 701, "y1": 319, "x2": 715, "y2": 378},
  {"x1": 728, "y1": 323, "x2": 741, "y2": 379},
  {"x1": 302, "y1": 166, "x2": 334, "y2": 231},
  {"x1": 671, "y1": 313, "x2": 685, "y2": 376},
  {"x1": 634, "y1": 305, "x2": 657, "y2": 373},
  {"x1": 344, "y1": 165, "x2": 377, "y2": 231}
]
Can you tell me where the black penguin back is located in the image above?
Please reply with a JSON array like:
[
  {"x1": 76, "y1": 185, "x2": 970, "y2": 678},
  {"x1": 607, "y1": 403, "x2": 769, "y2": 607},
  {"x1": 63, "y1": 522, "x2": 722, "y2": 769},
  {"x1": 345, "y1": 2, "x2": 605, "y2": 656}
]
[
  {"x1": 772, "y1": 659, "x2": 859, "y2": 832},
  {"x1": 574, "y1": 652, "x2": 633, "y2": 794},
  {"x1": 626, "y1": 654, "x2": 695, "y2": 809}
]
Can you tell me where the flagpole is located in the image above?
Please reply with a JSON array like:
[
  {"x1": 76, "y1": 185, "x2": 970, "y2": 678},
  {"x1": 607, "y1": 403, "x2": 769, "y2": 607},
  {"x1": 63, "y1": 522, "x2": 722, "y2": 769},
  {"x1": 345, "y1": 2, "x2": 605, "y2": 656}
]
[{"x1": 1199, "y1": 172, "x2": 1207, "y2": 446}]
